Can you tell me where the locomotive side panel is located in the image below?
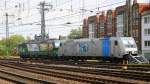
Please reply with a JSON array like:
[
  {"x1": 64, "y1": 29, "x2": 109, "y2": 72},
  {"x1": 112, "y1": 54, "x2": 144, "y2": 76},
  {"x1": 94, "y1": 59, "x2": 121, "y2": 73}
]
[
  {"x1": 65, "y1": 40, "x2": 75, "y2": 56},
  {"x1": 110, "y1": 37, "x2": 122, "y2": 58},
  {"x1": 110, "y1": 37, "x2": 138, "y2": 58},
  {"x1": 58, "y1": 38, "x2": 111, "y2": 57},
  {"x1": 76, "y1": 39, "x2": 101, "y2": 56},
  {"x1": 59, "y1": 41, "x2": 77, "y2": 56},
  {"x1": 90, "y1": 39, "x2": 102, "y2": 56},
  {"x1": 18, "y1": 40, "x2": 61, "y2": 59}
]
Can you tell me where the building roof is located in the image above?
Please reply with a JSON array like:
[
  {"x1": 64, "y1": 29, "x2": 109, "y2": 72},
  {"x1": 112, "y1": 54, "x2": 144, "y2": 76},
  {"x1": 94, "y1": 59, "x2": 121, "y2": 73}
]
[
  {"x1": 106, "y1": 10, "x2": 115, "y2": 17},
  {"x1": 88, "y1": 14, "x2": 99, "y2": 23},
  {"x1": 133, "y1": 3, "x2": 150, "y2": 13},
  {"x1": 99, "y1": 12, "x2": 106, "y2": 21},
  {"x1": 138, "y1": 3, "x2": 150, "y2": 13},
  {"x1": 141, "y1": 8, "x2": 150, "y2": 16},
  {"x1": 88, "y1": 15, "x2": 99, "y2": 20},
  {"x1": 115, "y1": 5, "x2": 125, "y2": 12},
  {"x1": 83, "y1": 18, "x2": 88, "y2": 27}
]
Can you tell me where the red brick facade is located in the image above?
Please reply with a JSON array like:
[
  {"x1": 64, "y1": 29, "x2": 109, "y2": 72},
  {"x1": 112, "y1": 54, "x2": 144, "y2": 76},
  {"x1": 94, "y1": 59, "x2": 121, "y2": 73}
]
[
  {"x1": 106, "y1": 10, "x2": 116, "y2": 36},
  {"x1": 82, "y1": 18, "x2": 88, "y2": 38},
  {"x1": 82, "y1": 1, "x2": 150, "y2": 52},
  {"x1": 86, "y1": 15, "x2": 99, "y2": 38},
  {"x1": 99, "y1": 12, "x2": 106, "y2": 37}
]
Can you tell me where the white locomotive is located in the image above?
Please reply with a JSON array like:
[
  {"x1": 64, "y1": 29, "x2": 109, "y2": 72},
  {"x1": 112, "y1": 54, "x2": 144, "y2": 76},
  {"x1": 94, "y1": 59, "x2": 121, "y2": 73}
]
[{"x1": 58, "y1": 37, "x2": 138, "y2": 63}]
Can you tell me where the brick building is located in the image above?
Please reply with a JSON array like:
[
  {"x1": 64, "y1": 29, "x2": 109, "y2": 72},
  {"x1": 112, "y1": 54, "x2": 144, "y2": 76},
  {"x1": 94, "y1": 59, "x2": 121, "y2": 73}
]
[
  {"x1": 98, "y1": 12, "x2": 106, "y2": 37},
  {"x1": 106, "y1": 10, "x2": 116, "y2": 36},
  {"x1": 132, "y1": 0, "x2": 149, "y2": 51},
  {"x1": 82, "y1": 18, "x2": 88, "y2": 38},
  {"x1": 115, "y1": 5, "x2": 126, "y2": 37},
  {"x1": 82, "y1": 1, "x2": 150, "y2": 53},
  {"x1": 87, "y1": 15, "x2": 99, "y2": 38}
]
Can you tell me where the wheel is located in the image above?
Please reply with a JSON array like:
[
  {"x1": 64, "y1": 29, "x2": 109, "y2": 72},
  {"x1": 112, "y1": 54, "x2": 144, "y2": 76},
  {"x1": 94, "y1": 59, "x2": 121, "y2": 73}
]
[{"x1": 122, "y1": 55, "x2": 129, "y2": 64}]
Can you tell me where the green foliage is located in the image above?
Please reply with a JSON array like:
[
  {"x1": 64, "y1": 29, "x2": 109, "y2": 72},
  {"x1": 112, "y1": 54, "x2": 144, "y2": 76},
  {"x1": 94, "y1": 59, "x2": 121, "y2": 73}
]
[
  {"x1": 68, "y1": 27, "x2": 82, "y2": 39},
  {"x1": 26, "y1": 36, "x2": 31, "y2": 41},
  {"x1": 0, "y1": 35, "x2": 25, "y2": 56},
  {"x1": 9, "y1": 35, "x2": 25, "y2": 48}
]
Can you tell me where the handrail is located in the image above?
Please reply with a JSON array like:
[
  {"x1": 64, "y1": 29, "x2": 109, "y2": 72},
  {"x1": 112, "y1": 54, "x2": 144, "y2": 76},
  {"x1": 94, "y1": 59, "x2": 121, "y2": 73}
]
[{"x1": 129, "y1": 54, "x2": 149, "y2": 64}]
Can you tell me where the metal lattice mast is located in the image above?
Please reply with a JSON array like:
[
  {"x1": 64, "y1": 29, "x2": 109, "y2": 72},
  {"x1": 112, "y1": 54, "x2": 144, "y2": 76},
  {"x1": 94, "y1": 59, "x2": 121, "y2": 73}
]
[
  {"x1": 82, "y1": 0, "x2": 85, "y2": 18},
  {"x1": 5, "y1": 13, "x2": 8, "y2": 39},
  {"x1": 39, "y1": 1, "x2": 52, "y2": 40},
  {"x1": 40, "y1": 1, "x2": 46, "y2": 40},
  {"x1": 126, "y1": 0, "x2": 131, "y2": 36}
]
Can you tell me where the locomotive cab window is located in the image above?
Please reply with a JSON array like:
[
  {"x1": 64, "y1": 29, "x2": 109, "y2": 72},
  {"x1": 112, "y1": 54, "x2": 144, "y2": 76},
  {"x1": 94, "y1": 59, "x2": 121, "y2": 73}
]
[
  {"x1": 60, "y1": 43, "x2": 62, "y2": 47},
  {"x1": 54, "y1": 40, "x2": 61, "y2": 48},
  {"x1": 114, "y1": 40, "x2": 118, "y2": 46}
]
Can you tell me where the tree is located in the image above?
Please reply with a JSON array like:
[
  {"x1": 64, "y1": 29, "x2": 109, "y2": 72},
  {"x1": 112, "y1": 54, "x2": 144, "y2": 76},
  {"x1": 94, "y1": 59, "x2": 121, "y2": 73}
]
[
  {"x1": 9, "y1": 35, "x2": 25, "y2": 48},
  {"x1": 68, "y1": 27, "x2": 82, "y2": 39},
  {"x1": 0, "y1": 35, "x2": 25, "y2": 56},
  {"x1": 26, "y1": 36, "x2": 32, "y2": 41}
]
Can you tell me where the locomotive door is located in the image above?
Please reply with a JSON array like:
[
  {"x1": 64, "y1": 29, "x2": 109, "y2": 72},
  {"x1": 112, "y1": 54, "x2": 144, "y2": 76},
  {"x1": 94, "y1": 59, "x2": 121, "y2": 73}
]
[
  {"x1": 113, "y1": 40, "x2": 119, "y2": 57},
  {"x1": 102, "y1": 38, "x2": 110, "y2": 57}
]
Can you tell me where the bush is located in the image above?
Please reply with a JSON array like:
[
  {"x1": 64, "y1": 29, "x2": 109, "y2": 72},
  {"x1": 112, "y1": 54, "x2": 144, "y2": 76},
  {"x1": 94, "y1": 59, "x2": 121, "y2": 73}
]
[{"x1": 0, "y1": 35, "x2": 25, "y2": 56}]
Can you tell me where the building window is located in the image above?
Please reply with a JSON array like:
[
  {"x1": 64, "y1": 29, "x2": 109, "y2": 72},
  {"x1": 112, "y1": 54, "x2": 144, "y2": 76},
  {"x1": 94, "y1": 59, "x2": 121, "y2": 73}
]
[
  {"x1": 132, "y1": 30, "x2": 134, "y2": 37},
  {"x1": 145, "y1": 41, "x2": 147, "y2": 46},
  {"x1": 100, "y1": 27, "x2": 104, "y2": 32},
  {"x1": 144, "y1": 29, "x2": 150, "y2": 36},
  {"x1": 108, "y1": 15, "x2": 112, "y2": 29},
  {"x1": 135, "y1": 9, "x2": 139, "y2": 25},
  {"x1": 144, "y1": 41, "x2": 150, "y2": 47},
  {"x1": 89, "y1": 23, "x2": 95, "y2": 38},
  {"x1": 149, "y1": 29, "x2": 150, "y2": 35},
  {"x1": 100, "y1": 20, "x2": 104, "y2": 32},
  {"x1": 144, "y1": 17, "x2": 150, "y2": 24},
  {"x1": 132, "y1": 7, "x2": 139, "y2": 25},
  {"x1": 132, "y1": 29, "x2": 138, "y2": 37},
  {"x1": 136, "y1": 29, "x2": 138, "y2": 37},
  {"x1": 144, "y1": 29, "x2": 147, "y2": 36},
  {"x1": 144, "y1": 17, "x2": 147, "y2": 23}
]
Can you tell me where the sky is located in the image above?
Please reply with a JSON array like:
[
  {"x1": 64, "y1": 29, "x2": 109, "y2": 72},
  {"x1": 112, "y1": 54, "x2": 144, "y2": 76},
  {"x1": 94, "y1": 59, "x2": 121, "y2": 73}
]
[{"x1": 0, "y1": 0, "x2": 149, "y2": 39}]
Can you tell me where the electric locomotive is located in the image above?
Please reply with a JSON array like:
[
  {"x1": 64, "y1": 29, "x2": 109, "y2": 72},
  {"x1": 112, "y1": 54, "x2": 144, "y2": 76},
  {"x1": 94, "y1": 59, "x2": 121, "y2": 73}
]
[
  {"x1": 58, "y1": 37, "x2": 138, "y2": 62},
  {"x1": 18, "y1": 39, "x2": 61, "y2": 59},
  {"x1": 18, "y1": 37, "x2": 138, "y2": 63}
]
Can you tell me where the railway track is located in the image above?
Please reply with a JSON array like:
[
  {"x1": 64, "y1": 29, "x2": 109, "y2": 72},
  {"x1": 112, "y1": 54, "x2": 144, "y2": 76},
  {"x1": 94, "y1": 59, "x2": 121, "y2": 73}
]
[
  {"x1": 70, "y1": 63, "x2": 150, "y2": 71},
  {"x1": 0, "y1": 64, "x2": 88, "y2": 84},
  {"x1": 47, "y1": 61, "x2": 150, "y2": 71},
  {"x1": 12, "y1": 62, "x2": 150, "y2": 81},
  {"x1": 1, "y1": 58, "x2": 150, "y2": 72},
  {"x1": 0, "y1": 64, "x2": 132, "y2": 84},
  {"x1": 1, "y1": 58, "x2": 150, "y2": 71},
  {"x1": 0, "y1": 62, "x2": 143, "y2": 84},
  {"x1": 41, "y1": 64, "x2": 150, "y2": 81},
  {"x1": 0, "y1": 66, "x2": 54, "y2": 84},
  {"x1": 0, "y1": 58, "x2": 150, "y2": 83}
]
